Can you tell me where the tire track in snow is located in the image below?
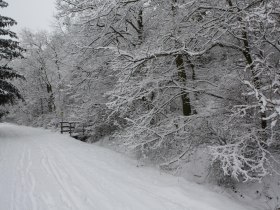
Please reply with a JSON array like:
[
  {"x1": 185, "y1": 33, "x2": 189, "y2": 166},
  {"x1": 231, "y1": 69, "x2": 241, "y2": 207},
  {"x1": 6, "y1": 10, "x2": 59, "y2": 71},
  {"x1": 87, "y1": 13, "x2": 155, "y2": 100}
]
[
  {"x1": 39, "y1": 144, "x2": 73, "y2": 209},
  {"x1": 14, "y1": 144, "x2": 28, "y2": 210},
  {"x1": 40, "y1": 146, "x2": 52, "y2": 176},
  {"x1": 45, "y1": 142, "x2": 107, "y2": 209},
  {"x1": 41, "y1": 146, "x2": 84, "y2": 210},
  {"x1": 10, "y1": 140, "x2": 21, "y2": 210},
  {"x1": 26, "y1": 148, "x2": 38, "y2": 210},
  {"x1": 13, "y1": 144, "x2": 38, "y2": 210}
]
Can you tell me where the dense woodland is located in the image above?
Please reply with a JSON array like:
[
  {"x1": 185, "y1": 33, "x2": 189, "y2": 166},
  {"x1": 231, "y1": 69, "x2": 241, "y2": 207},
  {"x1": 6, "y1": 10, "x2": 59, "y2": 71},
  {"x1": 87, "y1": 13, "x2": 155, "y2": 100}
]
[{"x1": 3, "y1": 0, "x2": 280, "y2": 187}]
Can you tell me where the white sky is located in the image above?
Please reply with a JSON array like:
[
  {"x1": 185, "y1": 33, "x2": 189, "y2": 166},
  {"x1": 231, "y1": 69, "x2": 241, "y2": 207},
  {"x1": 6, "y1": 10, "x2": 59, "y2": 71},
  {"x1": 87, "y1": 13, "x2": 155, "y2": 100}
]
[{"x1": 1, "y1": 0, "x2": 56, "y2": 33}]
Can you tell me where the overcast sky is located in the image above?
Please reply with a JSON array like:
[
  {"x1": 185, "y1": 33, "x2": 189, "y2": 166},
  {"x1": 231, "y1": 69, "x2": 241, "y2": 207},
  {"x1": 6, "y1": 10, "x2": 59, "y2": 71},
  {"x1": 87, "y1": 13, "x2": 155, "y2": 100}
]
[{"x1": 2, "y1": 0, "x2": 56, "y2": 33}]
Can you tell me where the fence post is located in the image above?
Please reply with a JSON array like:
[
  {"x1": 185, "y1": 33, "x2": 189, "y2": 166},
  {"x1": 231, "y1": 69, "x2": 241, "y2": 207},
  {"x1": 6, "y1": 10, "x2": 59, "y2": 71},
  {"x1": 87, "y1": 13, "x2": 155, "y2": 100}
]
[
  {"x1": 60, "y1": 122, "x2": 63, "y2": 134},
  {"x1": 69, "y1": 123, "x2": 72, "y2": 136}
]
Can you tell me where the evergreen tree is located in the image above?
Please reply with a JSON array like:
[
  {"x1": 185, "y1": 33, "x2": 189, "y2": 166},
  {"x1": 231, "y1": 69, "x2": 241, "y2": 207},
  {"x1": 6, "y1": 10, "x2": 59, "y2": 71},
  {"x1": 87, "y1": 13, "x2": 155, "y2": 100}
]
[{"x1": 0, "y1": 0, "x2": 23, "y2": 106}]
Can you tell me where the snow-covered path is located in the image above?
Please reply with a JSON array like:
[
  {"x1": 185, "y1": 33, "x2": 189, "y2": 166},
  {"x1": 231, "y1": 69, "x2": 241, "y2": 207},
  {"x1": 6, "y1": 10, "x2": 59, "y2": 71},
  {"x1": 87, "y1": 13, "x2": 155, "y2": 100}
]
[{"x1": 0, "y1": 123, "x2": 255, "y2": 210}]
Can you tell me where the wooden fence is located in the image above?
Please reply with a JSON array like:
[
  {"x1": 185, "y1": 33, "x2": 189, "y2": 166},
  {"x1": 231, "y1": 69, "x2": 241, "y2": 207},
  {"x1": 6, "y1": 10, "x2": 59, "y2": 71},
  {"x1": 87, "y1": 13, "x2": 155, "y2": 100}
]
[{"x1": 60, "y1": 121, "x2": 87, "y2": 141}]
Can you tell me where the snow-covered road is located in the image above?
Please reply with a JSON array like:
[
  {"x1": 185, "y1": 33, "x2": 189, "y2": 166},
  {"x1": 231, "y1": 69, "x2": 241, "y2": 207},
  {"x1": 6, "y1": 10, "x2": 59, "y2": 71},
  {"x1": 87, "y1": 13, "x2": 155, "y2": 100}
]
[{"x1": 0, "y1": 123, "x2": 256, "y2": 210}]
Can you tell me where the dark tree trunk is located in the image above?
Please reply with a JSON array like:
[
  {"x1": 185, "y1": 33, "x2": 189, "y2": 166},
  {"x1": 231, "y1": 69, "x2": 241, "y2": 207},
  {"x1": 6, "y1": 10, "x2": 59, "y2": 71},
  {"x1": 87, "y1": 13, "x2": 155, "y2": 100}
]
[
  {"x1": 137, "y1": 9, "x2": 143, "y2": 44},
  {"x1": 241, "y1": 31, "x2": 267, "y2": 130},
  {"x1": 176, "y1": 54, "x2": 192, "y2": 116},
  {"x1": 226, "y1": 0, "x2": 267, "y2": 131},
  {"x1": 186, "y1": 56, "x2": 197, "y2": 114}
]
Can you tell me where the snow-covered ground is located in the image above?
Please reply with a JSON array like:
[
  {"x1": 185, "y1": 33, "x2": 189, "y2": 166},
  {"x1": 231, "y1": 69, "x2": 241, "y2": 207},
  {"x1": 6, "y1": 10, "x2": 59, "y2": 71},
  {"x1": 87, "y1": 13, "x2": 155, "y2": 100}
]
[{"x1": 0, "y1": 123, "x2": 257, "y2": 210}]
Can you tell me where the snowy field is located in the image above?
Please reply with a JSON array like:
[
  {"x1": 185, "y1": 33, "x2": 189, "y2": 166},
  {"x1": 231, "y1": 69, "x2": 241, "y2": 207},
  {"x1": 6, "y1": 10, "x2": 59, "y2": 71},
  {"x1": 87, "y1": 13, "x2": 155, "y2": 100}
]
[{"x1": 0, "y1": 123, "x2": 257, "y2": 210}]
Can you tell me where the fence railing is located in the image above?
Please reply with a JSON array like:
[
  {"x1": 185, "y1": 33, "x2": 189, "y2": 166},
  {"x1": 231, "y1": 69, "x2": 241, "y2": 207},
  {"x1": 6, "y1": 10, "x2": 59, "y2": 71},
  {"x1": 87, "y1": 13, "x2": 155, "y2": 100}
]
[
  {"x1": 60, "y1": 121, "x2": 76, "y2": 136},
  {"x1": 60, "y1": 121, "x2": 88, "y2": 141}
]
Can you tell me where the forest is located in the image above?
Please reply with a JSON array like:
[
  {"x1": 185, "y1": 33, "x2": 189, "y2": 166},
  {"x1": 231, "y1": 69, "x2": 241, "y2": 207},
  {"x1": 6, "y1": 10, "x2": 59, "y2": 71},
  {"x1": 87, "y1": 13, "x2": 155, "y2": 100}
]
[{"x1": 2, "y1": 0, "x2": 280, "y2": 202}]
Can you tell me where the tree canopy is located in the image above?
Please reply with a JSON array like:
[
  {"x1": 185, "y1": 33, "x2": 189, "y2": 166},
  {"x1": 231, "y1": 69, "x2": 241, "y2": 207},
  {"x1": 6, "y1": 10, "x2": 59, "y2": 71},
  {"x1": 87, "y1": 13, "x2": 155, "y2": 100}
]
[
  {"x1": 0, "y1": 0, "x2": 24, "y2": 106},
  {"x1": 10, "y1": 0, "x2": 280, "y2": 184}
]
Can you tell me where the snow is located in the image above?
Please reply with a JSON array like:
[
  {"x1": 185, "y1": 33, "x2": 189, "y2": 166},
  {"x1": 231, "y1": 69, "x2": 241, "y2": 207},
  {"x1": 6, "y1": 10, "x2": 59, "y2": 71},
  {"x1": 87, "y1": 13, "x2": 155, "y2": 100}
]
[{"x1": 0, "y1": 123, "x2": 257, "y2": 210}]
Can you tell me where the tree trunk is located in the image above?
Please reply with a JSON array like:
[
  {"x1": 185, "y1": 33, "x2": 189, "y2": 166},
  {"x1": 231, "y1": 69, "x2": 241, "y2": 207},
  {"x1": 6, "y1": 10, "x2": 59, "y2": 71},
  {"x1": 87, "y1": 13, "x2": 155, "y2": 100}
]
[
  {"x1": 176, "y1": 54, "x2": 192, "y2": 116},
  {"x1": 172, "y1": 0, "x2": 192, "y2": 116},
  {"x1": 47, "y1": 83, "x2": 55, "y2": 113},
  {"x1": 227, "y1": 0, "x2": 267, "y2": 131},
  {"x1": 241, "y1": 31, "x2": 267, "y2": 130},
  {"x1": 137, "y1": 9, "x2": 143, "y2": 45},
  {"x1": 186, "y1": 56, "x2": 197, "y2": 114}
]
